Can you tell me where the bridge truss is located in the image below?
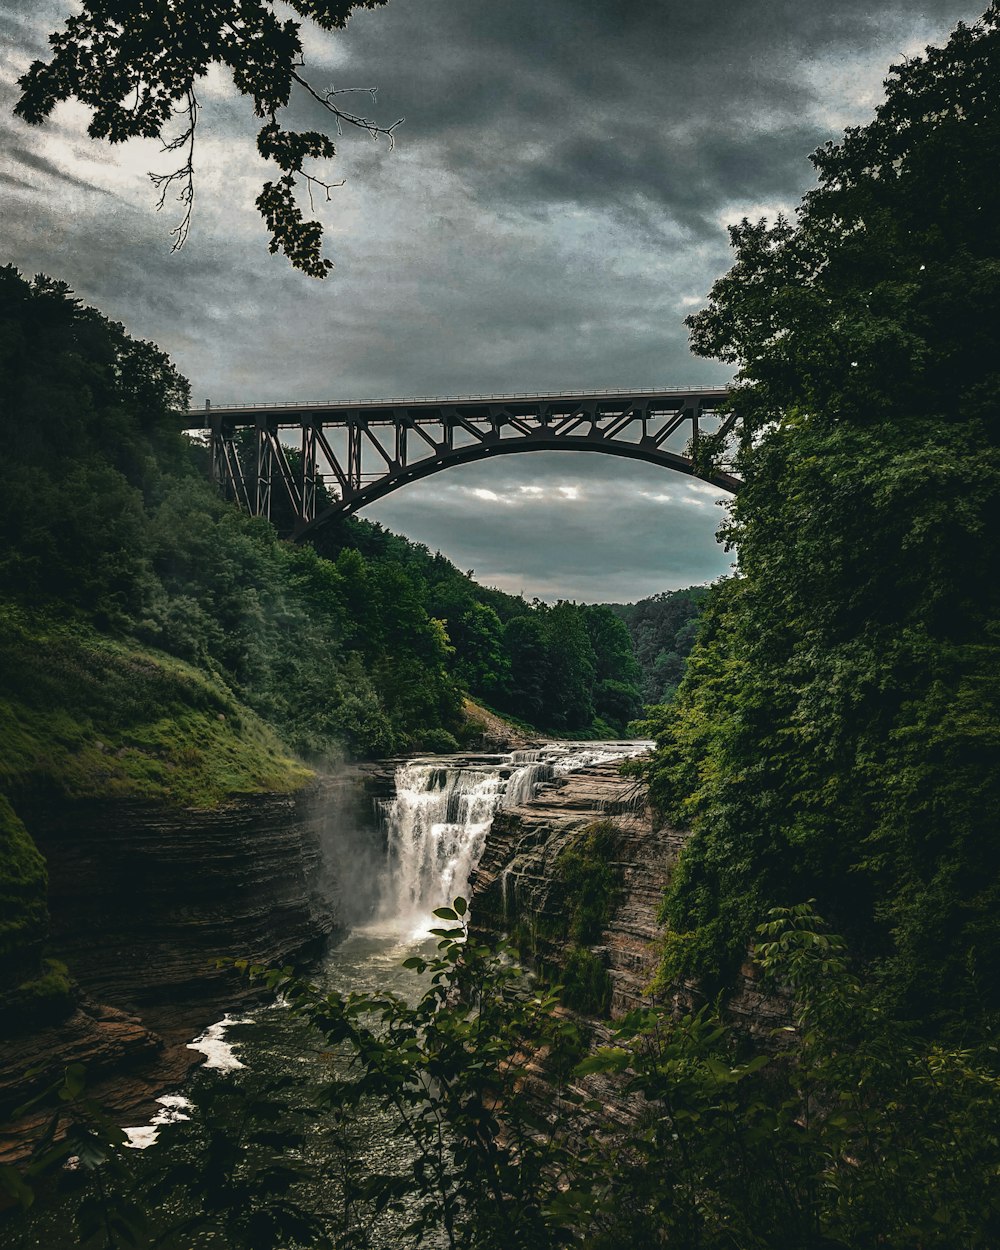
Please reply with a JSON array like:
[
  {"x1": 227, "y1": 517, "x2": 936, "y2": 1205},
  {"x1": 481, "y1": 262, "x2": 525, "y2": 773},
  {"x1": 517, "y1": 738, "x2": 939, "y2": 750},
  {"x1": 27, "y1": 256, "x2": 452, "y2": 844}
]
[{"x1": 193, "y1": 388, "x2": 739, "y2": 538}]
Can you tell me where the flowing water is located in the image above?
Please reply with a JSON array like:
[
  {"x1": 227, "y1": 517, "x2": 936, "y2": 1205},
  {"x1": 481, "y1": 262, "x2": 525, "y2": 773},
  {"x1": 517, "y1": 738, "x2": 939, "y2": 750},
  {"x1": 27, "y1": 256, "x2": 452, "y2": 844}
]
[{"x1": 10, "y1": 741, "x2": 648, "y2": 1247}]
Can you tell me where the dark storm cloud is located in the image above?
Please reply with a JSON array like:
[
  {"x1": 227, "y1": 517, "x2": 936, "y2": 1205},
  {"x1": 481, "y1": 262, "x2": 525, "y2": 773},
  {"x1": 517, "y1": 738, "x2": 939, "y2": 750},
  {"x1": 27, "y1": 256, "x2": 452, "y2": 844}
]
[
  {"x1": 315, "y1": 0, "x2": 980, "y2": 236},
  {"x1": 0, "y1": 0, "x2": 984, "y2": 600}
]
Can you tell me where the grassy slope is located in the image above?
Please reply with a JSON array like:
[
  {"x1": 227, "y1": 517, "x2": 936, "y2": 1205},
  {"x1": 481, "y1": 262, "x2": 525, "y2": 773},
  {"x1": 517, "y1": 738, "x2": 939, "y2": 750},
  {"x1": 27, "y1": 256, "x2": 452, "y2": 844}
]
[
  {"x1": 0, "y1": 606, "x2": 313, "y2": 1000},
  {"x1": 0, "y1": 605, "x2": 312, "y2": 809}
]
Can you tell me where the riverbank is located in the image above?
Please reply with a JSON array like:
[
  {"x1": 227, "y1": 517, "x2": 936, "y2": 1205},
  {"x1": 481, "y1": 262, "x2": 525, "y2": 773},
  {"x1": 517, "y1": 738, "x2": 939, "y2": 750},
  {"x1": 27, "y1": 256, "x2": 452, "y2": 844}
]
[{"x1": 0, "y1": 772, "x2": 350, "y2": 1164}]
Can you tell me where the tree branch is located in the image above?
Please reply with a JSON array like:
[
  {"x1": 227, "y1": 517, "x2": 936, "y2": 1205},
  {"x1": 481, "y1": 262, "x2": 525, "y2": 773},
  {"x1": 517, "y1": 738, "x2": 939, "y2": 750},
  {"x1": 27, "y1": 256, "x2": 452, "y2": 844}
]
[
  {"x1": 148, "y1": 88, "x2": 198, "y2": 253},
  {"x1": 291, "y1": 70, "x2": 403, "y2": 148}
]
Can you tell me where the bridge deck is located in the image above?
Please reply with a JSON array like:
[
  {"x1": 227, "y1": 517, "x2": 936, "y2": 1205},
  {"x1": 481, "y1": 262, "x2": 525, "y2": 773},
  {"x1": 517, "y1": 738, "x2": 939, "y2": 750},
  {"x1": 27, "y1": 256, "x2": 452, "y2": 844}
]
[
  {"x1": 184, "y1": 386, "x2": 732, "y2": 427},
  {"x1": 195, "y1": 386, "x2": 738, "y2": 534}
]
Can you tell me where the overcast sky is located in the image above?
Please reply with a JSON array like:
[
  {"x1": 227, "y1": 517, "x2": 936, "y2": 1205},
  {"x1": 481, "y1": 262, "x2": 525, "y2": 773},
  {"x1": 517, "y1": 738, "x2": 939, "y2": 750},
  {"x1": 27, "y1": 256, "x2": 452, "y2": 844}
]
[{"x1": 0, "y1": 0, "x2": 983, "y2": 601}]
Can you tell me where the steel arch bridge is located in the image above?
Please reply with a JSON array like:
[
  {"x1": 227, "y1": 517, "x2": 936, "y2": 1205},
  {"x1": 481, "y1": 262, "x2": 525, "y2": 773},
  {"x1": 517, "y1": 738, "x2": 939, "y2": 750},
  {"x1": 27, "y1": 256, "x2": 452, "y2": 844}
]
[{"x1": 193, "y1": 387, "x2": 739, "y2": 538}]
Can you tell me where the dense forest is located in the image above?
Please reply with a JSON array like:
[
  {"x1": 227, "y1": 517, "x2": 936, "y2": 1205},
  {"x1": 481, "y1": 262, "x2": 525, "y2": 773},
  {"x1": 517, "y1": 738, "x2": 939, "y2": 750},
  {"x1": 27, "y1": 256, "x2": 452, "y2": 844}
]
[
  {"x1": 294, "y1": 18, "x2": 1000, "y2": 1247},
  {"x1": 0, "y1": 265, "x2": 658, "y2": 1023},
  {"x1": 610, "y1": 588, "x2": 709, "y2": 705},
  {"x1": 637, "y1": 9, "x2": 1000, "y2": 1036},
  {"x1": 4, "y1": 4, "x2": 1000, "y2": 1247}
]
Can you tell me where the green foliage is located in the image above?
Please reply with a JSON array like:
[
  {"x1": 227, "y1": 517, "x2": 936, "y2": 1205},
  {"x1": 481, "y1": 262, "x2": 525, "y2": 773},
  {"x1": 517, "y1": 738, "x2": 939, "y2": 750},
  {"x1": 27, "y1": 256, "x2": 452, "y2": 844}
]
[
  {"x1": 251, "y1": 902, "x2": 585, "y2": 1249},
  {"x1": 0, "y1": 268, "x2": 473, "y2": 762},
  {"x1": 639, "y1": 10, "x2": 1000, "y2": 1027},
  {"x1": 0, "y1": 265, "x2": 645, "y2": 765},
  {"x1": 572, "y1": 904, "x2": 1000, "y2": 1249},
  {"x1": 7, "y1": 906, "x2": 1000, "y2": 1247},
  {"x1": 559, "y1": 946, "x2": 610, "y2": 1016},
  {"x1": 556, "y1": 822, "x2": 621, "y2": 946},
  {"x1": 508, "y1": 823, "x2": 620, "y2": 1018},
  {"x1": 0, "y1": 1062, "x2": 147, "y2": 1243},
  {"x1": 410, "y1": 727, "x2": 461, "y2": 754},
  {"x1": 610, "y1": 586, "x2": 709, "y2": 704},
  {"x1": 16, "y1": 1, "x2": 395, "y2": 276},
  {"x1": 493, "y1": 602, "x2": 642, "y2": 735},
  {"x1": 0, "y1": 607, "x2": 312, "y2": 809},
  {"x1": 0, "y1": 794, "x2": 48, "y2": 990},
  {"x1": 312, "y1": 518, "x2": 644, "y2": 737},
  {"x1": 451, "y1": 603, "x2": 511, "y2": 702}
]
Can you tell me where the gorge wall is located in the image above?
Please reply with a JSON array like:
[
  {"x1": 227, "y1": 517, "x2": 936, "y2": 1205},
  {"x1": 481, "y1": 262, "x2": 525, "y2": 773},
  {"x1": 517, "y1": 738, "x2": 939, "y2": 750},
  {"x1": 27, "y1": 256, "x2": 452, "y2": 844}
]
[
  {"x1": 0, "y1": 773, "x2": 368, "y2": 1158},
  {"x1": 470, "y1": 757, "x2": 789, "y2": 1040},
  {"x1": 471, "y1": 758, "x2": 675, "y2": 1017}
]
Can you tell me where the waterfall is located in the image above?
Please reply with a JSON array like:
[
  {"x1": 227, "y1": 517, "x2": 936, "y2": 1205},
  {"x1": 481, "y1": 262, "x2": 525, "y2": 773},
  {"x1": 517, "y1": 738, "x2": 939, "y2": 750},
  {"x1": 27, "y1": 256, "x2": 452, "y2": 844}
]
[
  {"x1": 376, "y1": 742, "x2": 653, "y2": 931},
  {"x1": 503, "y1": 760, "x2": 554, "y2": 808},
  {"x1": 377, "y1": 762, "x2": 502, "y2": 926}
]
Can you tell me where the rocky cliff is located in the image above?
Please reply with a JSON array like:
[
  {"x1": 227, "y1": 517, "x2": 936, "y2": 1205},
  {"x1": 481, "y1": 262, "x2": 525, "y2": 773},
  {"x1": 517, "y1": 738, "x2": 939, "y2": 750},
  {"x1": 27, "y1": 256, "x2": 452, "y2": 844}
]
[
  {"x1": 21, "y1": 782, "x2": 340, "y2": 1028},
  {"x1": 0, "y1": 773, "x2": 364, "y2": 1159},
  {"x1": 469, "y1": 757, "x2": 788, "y2": 1038},
  {"x1": 471, "y1": 758, "x2": 677, "y2": 1017}
]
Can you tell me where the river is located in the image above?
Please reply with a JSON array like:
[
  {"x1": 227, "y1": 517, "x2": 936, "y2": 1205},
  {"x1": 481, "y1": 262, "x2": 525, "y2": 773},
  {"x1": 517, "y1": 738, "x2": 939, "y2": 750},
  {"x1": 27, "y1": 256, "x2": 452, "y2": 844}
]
[{"x1": 8, "y1": 741, "x2": 646, "y2": 1248}]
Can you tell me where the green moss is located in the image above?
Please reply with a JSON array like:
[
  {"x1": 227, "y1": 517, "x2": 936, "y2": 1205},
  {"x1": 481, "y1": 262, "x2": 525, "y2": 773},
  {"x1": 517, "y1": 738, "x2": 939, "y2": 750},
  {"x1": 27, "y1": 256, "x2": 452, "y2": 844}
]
[
  {"x1": 0, "y1": 793, "x2": 48, "y2": 989},
  {"x1": 556, "y1": 821, "x2": 622, "y2": 945},
  {"x1": 0, "y1": 958, "x2": 76, "y2": 1034},
  {"x1": 0, "y1": 606, "x2": 312, "y2": 809},
  {"x1": 508, "y1": 821, "x2": 621, "y2": 1017},
  {"x1": 561, "y1": 945, "x2": 612, "y2": 1015}
]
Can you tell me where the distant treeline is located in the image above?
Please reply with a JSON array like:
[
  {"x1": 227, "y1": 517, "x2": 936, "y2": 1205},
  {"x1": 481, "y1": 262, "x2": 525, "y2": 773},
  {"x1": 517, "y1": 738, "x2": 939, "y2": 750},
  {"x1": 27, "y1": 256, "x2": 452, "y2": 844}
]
[{"x1": 609, "y1": 588, "x2": 709, "y2": 705}]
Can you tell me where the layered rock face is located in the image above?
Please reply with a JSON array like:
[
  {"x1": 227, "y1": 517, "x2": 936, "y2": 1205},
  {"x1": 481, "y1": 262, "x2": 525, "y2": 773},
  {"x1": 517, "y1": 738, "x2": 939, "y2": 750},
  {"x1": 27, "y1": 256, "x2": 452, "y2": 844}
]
[
  {"x1": 470, "y1": 758, "x2": 681, "y2": 1018},
  {"x1": 20, "y1": 781, "x2": 342, "y2": 1035},
  {"x1": 0, "y1": 774, "x2": 361, "y2": 1156},
  {"x1": 470, "y1": 758, "x2": 788, "y2": 1037}
]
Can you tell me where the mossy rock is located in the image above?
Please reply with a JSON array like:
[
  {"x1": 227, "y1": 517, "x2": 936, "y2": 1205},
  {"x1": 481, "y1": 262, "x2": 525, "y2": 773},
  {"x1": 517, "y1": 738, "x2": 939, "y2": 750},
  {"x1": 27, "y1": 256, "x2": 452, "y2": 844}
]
[
  {"x1": 0, "y1": 957, "x2": 75, "y2": 1031},
  {"x1": 0, "y1": 793, "x2": 48, "y2": 992}
]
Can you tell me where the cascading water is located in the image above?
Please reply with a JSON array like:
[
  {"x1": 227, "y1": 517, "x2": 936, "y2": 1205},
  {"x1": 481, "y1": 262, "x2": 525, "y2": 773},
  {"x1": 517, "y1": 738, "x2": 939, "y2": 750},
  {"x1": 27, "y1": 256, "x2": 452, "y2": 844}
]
[
  {"x1": 503, "y1": 748, "x2": 555, "y2": 809},
  {"x1": 375, "y1": 742, "x2": 650, "y2": 931},
  {"x1": 377, "y1": 761, "x2": 503, "y2": 927},
  {"x1": 11, "y1": 739, "x2": 653, "y2": 1248}
]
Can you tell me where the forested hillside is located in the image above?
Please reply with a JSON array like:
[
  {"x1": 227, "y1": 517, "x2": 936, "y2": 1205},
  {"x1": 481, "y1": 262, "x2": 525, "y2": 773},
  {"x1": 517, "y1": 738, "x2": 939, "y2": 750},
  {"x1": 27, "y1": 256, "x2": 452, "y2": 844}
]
[
  {"x1": 0, "y1": 266, "x2": 647, "y2": 1016},
  {"x1": 610, "y1": 587, "x2": 709, "y2": 705},
  {"x1": 638, "y1": 10, "x2": 1000, "y2": 1034},
  {"x1": 0, "y1": 267, "x2": 644, "y2": 766}
]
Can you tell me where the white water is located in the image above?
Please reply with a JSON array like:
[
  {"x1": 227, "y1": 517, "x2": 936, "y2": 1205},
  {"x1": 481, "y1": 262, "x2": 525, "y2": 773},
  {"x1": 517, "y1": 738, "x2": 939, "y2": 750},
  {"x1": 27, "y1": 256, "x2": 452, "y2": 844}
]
[
  {"x1": 123, "y1": 1095, "x2": 194, "y2": 1150},
  {"x1": 376, "y1": 741, "x2": 650, "y2": 935},
  {"x1": 36, "y1": 740, "x2": 652, "y2": 1237},
  {"x1": 376, "y1": 762, "x2": 504, "y2": 934},
  {"x1": 185, "y1": 1012, "x2": 253, "y2": 1071},
  {"x1": 124, "y1": 744, "x2": 649, "y2": 1147}
]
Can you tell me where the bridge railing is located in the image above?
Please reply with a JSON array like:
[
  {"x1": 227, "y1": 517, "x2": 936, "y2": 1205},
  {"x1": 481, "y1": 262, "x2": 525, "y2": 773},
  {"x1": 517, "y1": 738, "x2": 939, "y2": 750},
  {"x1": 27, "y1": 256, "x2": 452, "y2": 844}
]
[{"x1": 188, "y1": 384, "x2": 732, "y2": 417}]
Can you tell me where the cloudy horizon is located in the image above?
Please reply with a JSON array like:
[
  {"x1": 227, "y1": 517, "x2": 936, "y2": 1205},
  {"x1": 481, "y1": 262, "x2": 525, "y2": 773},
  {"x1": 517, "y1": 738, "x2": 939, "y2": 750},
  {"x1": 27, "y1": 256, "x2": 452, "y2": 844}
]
[{"x1": 0, "y1": 0, "x2": 983, "y2": 601}]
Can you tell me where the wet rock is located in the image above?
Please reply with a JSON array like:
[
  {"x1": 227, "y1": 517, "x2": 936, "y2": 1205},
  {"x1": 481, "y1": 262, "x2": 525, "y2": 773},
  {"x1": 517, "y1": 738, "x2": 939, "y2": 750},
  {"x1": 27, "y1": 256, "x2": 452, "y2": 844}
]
[{"x1": 1, "y1": 775, "x2": 354, "y2": 1159}]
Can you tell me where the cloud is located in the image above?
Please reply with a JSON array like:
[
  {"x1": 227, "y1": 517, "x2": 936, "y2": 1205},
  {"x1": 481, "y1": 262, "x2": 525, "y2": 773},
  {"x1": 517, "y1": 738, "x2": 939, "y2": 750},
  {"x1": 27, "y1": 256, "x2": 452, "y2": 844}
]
[
  {"x1": 363, "y1": 451, "x2": 735, "y2": 601},
  {"x1": 3, "y1": 142, "x2": 115, "y2": 196},
  {"x1": 0, "y1": 0, "x2": 982, "y2": 600}
]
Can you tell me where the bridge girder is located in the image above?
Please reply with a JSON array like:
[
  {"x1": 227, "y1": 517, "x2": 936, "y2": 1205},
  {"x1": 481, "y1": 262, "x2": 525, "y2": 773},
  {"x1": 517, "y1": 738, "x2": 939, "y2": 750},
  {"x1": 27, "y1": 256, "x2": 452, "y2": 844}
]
[{"x1": 195, "y1": 389, "x2": 739, "y2": 537}]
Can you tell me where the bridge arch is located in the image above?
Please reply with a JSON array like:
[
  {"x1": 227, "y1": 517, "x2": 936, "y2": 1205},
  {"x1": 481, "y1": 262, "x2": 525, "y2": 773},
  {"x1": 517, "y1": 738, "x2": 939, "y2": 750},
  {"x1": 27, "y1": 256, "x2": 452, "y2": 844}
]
[{"x1": 199, "y1": 388, "x2": 739, "y2": 537}]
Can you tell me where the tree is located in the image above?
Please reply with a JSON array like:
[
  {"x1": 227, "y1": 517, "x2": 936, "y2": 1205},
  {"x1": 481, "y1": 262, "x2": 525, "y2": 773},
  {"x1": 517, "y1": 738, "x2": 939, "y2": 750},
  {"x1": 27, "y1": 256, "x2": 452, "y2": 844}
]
[
  {"x1": 642, "y1": 7, "x2": 1000, "y2": 1026},
  {"x1": 15, "y1": 1, "x2": 401, "y2": 277},
  {"x1": 542, "y1": 603, "x2": 596, "y2": 730},
  {"x1": 612, "y1": 588, "x2": 709, "y2": 704},
  {"x1": 12, "y1": 903, "x2": 1000, "y2": 1247},
  {"x1": 501, "y1": 613, "x2": 551, "y2": 725},
  {"x1": 451, "y1": 602, "x2": 511, "y2": 703},
  {"x1": 583, "y1": 605, "x2": 641, "y2": 730}
]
